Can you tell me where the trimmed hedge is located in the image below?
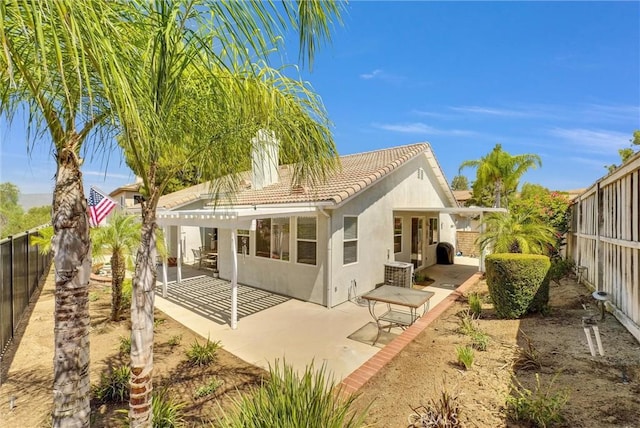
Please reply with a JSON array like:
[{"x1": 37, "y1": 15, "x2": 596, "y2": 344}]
[{"x1": 486, "y1": 254, "x2": 551, "y2": 319}]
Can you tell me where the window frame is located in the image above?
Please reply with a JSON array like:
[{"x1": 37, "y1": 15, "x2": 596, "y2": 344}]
[
  {"x1": 255, "y1": 218, "x2": 291, "y2": 261},
  {"x1": 393, "y1": 217, "x2": 402, "y2": 254},
  {"x1": 428, "y1": 217, "x2": 439, "y2": 245},
  {"x1": 237, "y1": 229, "x2": 251, "y2": 256},
  {"x1": 296, "y1": 216, "x2": 317, "y2": 266},
  {"x1": 343, "y1": 215, "x2": 358, "y2": 265}
]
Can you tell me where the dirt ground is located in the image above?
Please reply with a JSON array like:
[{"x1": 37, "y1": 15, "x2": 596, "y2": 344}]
[
  {"x1": 1, "y1": 270, "x2": 639, "y2": 427},
  {"x1": 353, "y1": 277, "x2": 640, "y2": 428}
]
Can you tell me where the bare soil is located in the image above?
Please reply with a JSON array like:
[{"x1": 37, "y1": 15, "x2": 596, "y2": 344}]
[{"x1": 1, "y1": 270, "x2": 639, "y2": 427}]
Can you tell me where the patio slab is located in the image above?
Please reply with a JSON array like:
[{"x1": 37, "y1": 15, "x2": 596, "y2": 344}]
[{"x1": 154, "y1": 256, "x2": 480, "y2": 381}]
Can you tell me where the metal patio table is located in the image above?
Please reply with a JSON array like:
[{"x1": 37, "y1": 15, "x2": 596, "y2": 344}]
[{"x1": 361, "y1": 285, "x2": 435, "y2": 346}]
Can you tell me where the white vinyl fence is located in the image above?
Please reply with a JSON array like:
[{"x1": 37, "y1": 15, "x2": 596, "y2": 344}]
[{"x1": 567, "y1": 152, "x2": 640, "y2": 342}]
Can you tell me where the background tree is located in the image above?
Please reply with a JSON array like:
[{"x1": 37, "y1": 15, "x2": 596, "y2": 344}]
[
  {"x1": 91, "y1": 213, "x2": 142, "y2": 321},
  {"x1": 451, "y1": 175, "x2": 469, "y2": 190},
  {"x1": 510, "y1": 184, "x2": 571, "y2": 258},
  {"x1": 459, "y1": 144, "x2": 542, "y2": 209},
  {"x1": 0, "y1": 182, "x2": 23, "y2": 236},
  {"x1": 477, "y1": 211, "x2": 556, "y2": 255},
  {"x1": 605, "y1": 129, "x2": 640, "y2": 172}
]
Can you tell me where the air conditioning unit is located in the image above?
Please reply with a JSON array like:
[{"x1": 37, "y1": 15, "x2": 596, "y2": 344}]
[{"x1": 384, "y1": 262, "x2": 414, "y2": 288}]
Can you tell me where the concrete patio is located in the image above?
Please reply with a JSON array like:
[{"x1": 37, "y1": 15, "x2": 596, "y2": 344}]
[{"x1": 154, "y1": 257, "x2": 480, "y2": 381}]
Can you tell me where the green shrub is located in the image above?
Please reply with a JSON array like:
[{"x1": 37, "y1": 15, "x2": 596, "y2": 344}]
[
  {"x1": 152, "y1": 388, "x2": 186, "y2": 428},
  {"x1": 486, "y1": 254, "x2": 551, "y2": 319},
  {"x1": 458, "y1": 310, "x2": 489, "y2": 351},
  {"x1": 456, "y1": 346, "x2": 474, "y2": 370},
  {"x1": 194, "y1": 377, "x2": 222, "y2": 399},
  {"x1": 408, "y1": 386, "x2": 462, "y2": 427},
  {"x1": 121, "y1": 278, "x2": 132, "y2": 309},
  {"x1": 506, "y1": 374, "x2": 568, "y2": 427},
  {"x1": 548, "y1": 258, "x2": 575, "y2": 285},
  {"x1": 468, "y1": 292, "x2": 482, "y2": 317},
  {"x1": 470, "y1": 331, "x2": 489, "y2": 351},
  {"x1": 221, "y1": 361, "x2": 367, "y2": 428},
  {"x1": 186, "y1": 337, "x2": 221, "y2": 367},
  {"x1": 93, "y1": 365, "x2": 130, "y2": 402}
]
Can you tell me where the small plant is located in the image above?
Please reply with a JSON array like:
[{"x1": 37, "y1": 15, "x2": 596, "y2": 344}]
[
  {"x1": 121, "y1": 278, "x2": 132, "y2": 308},
  {"x1": 186, "y1": 337, "x2": 221, "y2": 367},
  {"x1": 456, "y1": 345, "x2": 474, "y2": 370},
  {"x1": 221, "y1": 361, "x2": 367, "y2": 428},
  {"x1": 458, "y1": 310, "x2": 489, "y2": 350},
  {"x1": 89, "y1": 292, "x2": 100, "y2": 302},
  {"x1": 152, "y1": 388, "x2": 186, "y2": 428},
  {"x1": 549, "y1": 258, "x2": 576, "y2": 285},
  {"x1": 408, "y1": 386, "x2": 462, "y2": 428},
  {"x1": 468, "y1": 292, "x2": 482, "y2": 316},
  {"x1": 513, "y1": 331, "x2": 542, "y2": 371},
  {"x1": 506, "y1": 374, "x2": 568, "y2": 427},
  {"x1": 194, "y1": 377, "x2": 222, "y2": 399},
  {"x1": 119, "y1": 336, "x2": 131, "y2": 355},
  {"x1": 154, "y1": 317, "x2": 166, "y2": 329},
  {"x1": 470, "y1": 330, "x2": 489, "y2": 351},
  {"x1": 93, "y1": 365, "x2": 131, "y2": 402},
  {"x1": 168, "y1": 335, "x2": 182, "y2": 347}
]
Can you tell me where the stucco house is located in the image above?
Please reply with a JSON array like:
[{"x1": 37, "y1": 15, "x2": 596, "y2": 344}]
[{"x1": 155, "y1": 142, "x2": 484, "y2": 315}]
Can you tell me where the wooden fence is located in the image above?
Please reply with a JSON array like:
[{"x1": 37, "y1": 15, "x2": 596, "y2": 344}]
[{"x1": 566, "y1": 152, "x2": 640, "y2": 342}]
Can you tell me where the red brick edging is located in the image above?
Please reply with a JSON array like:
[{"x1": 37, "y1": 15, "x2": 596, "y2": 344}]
[{"x1": 339, "y1": 271, "x2": 483, "y2": 395}]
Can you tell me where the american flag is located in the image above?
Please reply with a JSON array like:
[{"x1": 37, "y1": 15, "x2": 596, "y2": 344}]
[{"x1": 88, "y1": 187, "x2": 117, "y2": 227}]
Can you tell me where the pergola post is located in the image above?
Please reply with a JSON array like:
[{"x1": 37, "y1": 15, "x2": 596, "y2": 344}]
[
  {"x1": 162, "y1": 226, "x2": 169, "y2": 298},
  {"x1": 176, "y1": 225, "x2": 182, "y2": 283},
  {"x1": 230, "y1": 228, "x2": 238, "y2": 329}
]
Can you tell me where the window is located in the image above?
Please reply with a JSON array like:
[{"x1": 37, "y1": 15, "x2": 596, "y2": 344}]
[
  {"x1": 428, "y1": 217, "x2": 439, "y2": 245},
  {"x1": 237, "y1": 229, "x2": 250, "y2": 255},
  {"x1": 394, "y1": 217, "x2": 402, "y2": 253},
  {"x1": 271, "y1": 218, "x2": 290, "y2": 260},
  {"x1": 296, "y1": 217, "x2": 317, "y2": 265},
  {"x1": 256, "y1": 218, "x2": 291, "y2": 260},
  {"x1": 256, "y1": 219, "x2": 271, "y2": 258},
  {"x1": 343, "y1": 216, "x2": 358, "y2": 265}
]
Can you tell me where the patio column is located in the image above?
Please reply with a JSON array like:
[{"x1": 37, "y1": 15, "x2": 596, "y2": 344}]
[
  {"x1": 162, "y1": 226, "x2": 169, "y2": 298},
  {"x1": 230, "y1": 228, "x2": 238, "y2": 329},
  {"x1": 177, "y1": 225, "x2": 182, "y2": 283}
]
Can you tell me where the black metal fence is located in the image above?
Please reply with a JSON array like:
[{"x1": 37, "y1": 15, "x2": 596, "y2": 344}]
[{"x1": 0, "y1": 228, "x2": 52, "y2": 358}]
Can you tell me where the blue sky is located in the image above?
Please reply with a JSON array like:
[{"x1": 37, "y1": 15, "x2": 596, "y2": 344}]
[{"x1": 1, "y1": 1, "x2": 639, "y2": 196}]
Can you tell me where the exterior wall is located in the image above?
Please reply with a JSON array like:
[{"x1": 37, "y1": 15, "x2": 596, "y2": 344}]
[
  {"x1": 328, "y1": 155, "x2": 455, "y2": 306},
  {"x1": 456, "y1": 231, "x2": 480, "y2": 257},
  {"x1": 567, "y1": 154, "x2": 640, "y2": 342},
  {"x1": 217, "y1": 214, "x2": 328, "y2": 305}
]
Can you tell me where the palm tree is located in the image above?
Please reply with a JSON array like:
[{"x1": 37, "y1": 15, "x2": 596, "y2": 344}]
[
  {"x1": 1, "y1": 2, "x2": 138, "y2": 425},
  {"x1": 91, "y1": 213, "x2": 141, "y2": 321},
  {"x1": 459, "y1": 144, "x2": 541, "y2": 209},
  {"x1": 477, "y1": 211, "x2": 556, "y2": 255},
  {"x1": 113, "y1": 2, "x2": 344, "y2": 425}
]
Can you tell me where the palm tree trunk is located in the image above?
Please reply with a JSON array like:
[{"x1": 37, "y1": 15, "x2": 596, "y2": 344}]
[
  {"x1": 129, "y1": 203, "x2": 158, "y2": 427},
  {"x1": 494, "y1": 179, "x2": 502, "y2": 209},
  {"x1": 51, "y1": 147, "x2": 91, "y2": 427},
  {"x1": 111, "y1": 251, "x2": 125, "y2": 321}
]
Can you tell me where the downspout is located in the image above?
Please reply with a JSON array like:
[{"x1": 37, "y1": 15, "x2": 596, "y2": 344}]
[{"x1": 318, "y1": 208, "x2": 332, "y2": 309}]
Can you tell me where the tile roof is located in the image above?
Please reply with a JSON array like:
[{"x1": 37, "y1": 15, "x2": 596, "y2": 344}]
[{"x1": 158, "y1": 143, "x2": 437, "y2": 210}]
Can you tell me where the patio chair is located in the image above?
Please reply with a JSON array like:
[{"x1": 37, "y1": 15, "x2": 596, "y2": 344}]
[{"x1": 192, "y1": 248, "x2": 202, "y2": 268}]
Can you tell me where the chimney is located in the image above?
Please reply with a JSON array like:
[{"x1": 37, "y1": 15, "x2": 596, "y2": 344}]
[{"x1": 251, "y1": 129, "x2": 279, "y2": 190}]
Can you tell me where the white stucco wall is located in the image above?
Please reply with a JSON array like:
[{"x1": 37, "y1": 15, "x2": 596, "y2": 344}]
[
  {"x1": 327, "y1": 154, "x2": 456, "y2": 306},
  {"x1": 216, "y1": 215, "x2": 328, "y2": 305}
]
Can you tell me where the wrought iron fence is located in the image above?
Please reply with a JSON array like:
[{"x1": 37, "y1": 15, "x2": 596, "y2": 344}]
[{"x1": 0, "y1": 228, "x2": 52, "y2": 358}]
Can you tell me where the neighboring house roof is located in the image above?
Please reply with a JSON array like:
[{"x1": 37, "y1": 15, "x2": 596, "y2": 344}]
[
  {"x1": 453, "y1": 190, "x2": 472, "y2": 206},
  {"x1": 156, "y1": 143, "x2": 457, "y2": 210},
  {"x1": 109, "y1": 182, "x2": 142, "y2": 197}
]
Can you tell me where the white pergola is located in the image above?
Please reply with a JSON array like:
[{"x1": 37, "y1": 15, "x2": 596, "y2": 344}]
[{"x1": 155, "y1": 205, "x2": 319, "y2": 329}]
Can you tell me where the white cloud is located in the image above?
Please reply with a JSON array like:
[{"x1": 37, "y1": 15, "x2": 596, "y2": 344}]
[
  {"x1": 548, "y1": 128, "x2": 630, "y2": 154},
  {"x1": 82, "y1": 170, "x2": 133, "y2": 180},
  {"x1": 373, "y1": 122, "x2": 475, "y2": 136},
  {"x1": 359, "y1": 69, "x2": 383, "y2": 80},
  {"x1": 449, "y1": 105, "x2": 531, "y2": 117}
]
